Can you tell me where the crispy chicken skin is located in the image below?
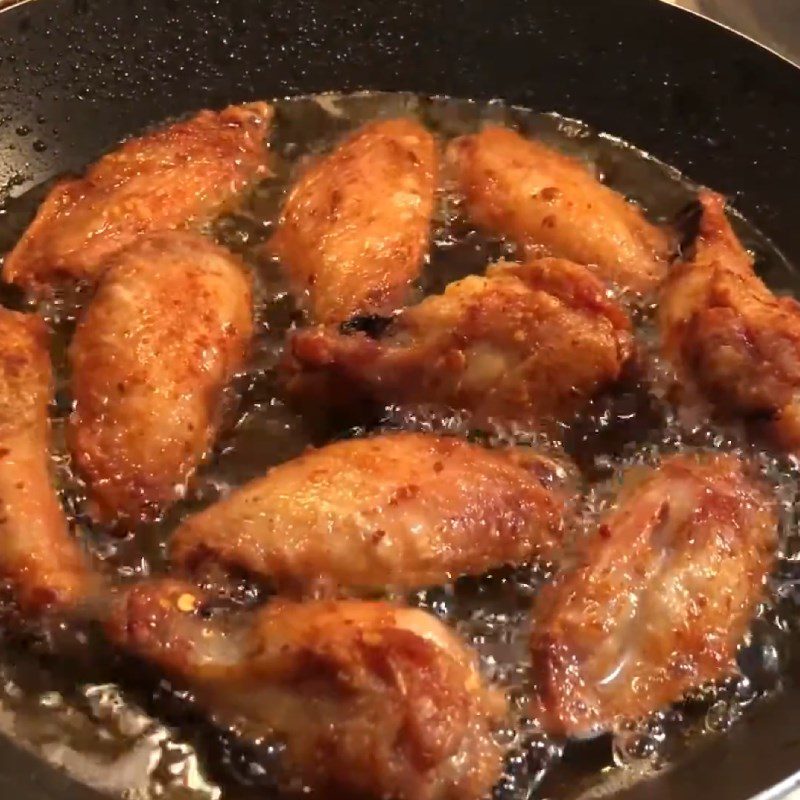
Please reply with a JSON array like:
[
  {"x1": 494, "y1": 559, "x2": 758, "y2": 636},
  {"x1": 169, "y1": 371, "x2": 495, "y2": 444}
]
[
  {"x1": 3, "y1": 102, "x2": 271, "y2": 293},
  {"x1": 285, "y1": 258, "x2": 633, "y2": 430},
  {"x1": 447, "y1": 126, "x2": 670, "y2": 294},
  {"x1": 268, "y1": 118, "x2": 438, "y2": 323},
  {"x1": 531, "y1": 453, "x2": 776, "y2": 737},
  {"x1": 660, "y1": 191, "x2": 800, "y2": 450},
  {"x1": 171, "y1": 431, "x2": 570, "y2": 592},
  {"x1": 107, "y1": 579, "x2": 506, "y2": 800},
  {"x1": 0, "y1": 309, "x2": 91, "y2": 611},
  {"x1": 68, "y1": 231, "x2": 253, "y2": 525}
]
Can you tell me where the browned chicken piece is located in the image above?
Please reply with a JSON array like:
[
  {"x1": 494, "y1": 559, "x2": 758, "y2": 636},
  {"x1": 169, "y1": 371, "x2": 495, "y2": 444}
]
[
  {"x1": 107, "y1": 579, "x2": 506, "y2": 800},
  {"x1": 3, "y1": 102, "x2": 271, "y2": 293},
  {"x1": 268, "y1": 118, "x2": 438, "y2": 324},
  {"x1": 68, "y1": 231, "x2": 253, "y2": 525},
  {"x1": 447, "y1": 126, "x2": 670, "y2": 294},
  {"x1": 171, "y1": 431, "x2": 570, "y2": 593},
  {"x1": 531, "y1": 453, "x2": 776, "y2": 738},
  {"x1": 0, "y1": 309, "x2": 92, "y2": 611},
  {"x1": 660, "y1": 191, "x2": 800, "y2": 450},
  {"x1": 284, "y1": 257, "x2": 633, "y2": 431}
]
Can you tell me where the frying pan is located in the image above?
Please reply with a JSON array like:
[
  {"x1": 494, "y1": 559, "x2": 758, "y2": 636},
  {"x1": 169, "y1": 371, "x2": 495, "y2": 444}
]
[{"x1": 0, "y1": 0, "x2": 798, "y2": 798}]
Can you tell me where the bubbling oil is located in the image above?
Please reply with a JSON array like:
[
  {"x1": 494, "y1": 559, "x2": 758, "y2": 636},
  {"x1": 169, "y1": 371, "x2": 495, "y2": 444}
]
[{"x1": 0, "y1": 91, "x2": 797, "y2": 800}]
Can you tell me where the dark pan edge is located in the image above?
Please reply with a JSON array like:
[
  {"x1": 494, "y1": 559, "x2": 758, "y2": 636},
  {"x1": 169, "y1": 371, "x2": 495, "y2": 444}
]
[{"x1": 667, "y1": 2, "x2": 800, "y2": 68}]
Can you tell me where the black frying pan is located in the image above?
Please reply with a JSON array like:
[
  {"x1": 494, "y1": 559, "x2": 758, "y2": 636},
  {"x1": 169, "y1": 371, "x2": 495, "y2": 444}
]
[{"x1": 0, "y1": 1, "x2": 798, "y2": 799}]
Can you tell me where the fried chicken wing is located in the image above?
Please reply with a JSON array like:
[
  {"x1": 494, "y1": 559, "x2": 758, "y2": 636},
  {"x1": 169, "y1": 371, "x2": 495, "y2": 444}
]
[
  {"x1": 285, "y1": 258, "x2": 633, "y2": 430},
  {"x1": 107, "y1": 579, "x2": 506, "y2": 800},
  {"x1": 170, "y1": 431, "x2": 569, "y2": 592},
  {"x1": 3, "y1": 103, "x2": 271, "y2": 293},
  {"x1": 268, "y1": 118, "x2": 438, "y2": 323},
  {"x1": 531, "y1": 453, "x2": 776, "y2": 737},
  {"x1": 0, "y1": 309, "x2": 91, "y2": 611},
  {"x1": 659, "y1": 191, "x2": 800, "y2": 450},
  {"x1": 447, "y1": 126, "x2": 670, "y2": 294},
  {"x1": 68, "y1": 231, "x2": 253, "y2": 525}
]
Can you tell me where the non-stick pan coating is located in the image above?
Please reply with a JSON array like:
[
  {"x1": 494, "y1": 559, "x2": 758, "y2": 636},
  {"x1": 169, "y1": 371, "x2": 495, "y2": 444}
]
[{"x1": 0, "y1": 1, "x2": 798, "y2": 799}]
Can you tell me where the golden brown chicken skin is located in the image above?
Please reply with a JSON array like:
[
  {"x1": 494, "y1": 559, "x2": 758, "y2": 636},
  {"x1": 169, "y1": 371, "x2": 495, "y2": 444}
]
[
  {"x1": 660, "y1": 191, "x2": 800, "y2": 450},
  {"x1": 531, "y1": 453, "x2": 776, "y2": 738},
  {"x1": 3, "y1": 102, "x2": 271, "y2": 293},
  {"x1": 285, "y1": 258, "x2": 633, "y2": 431},
  {"x1": 171, "y1": 431, "x2": 569, "y2": 593},
  {"x1": 107, "y1": 579, "x2": 506, "y2": 800},
  {"x1": 68, "y1": 231, "x2": 253, "y2": 525},
  {"x1": 447, "y1": 126, "x2": 670, "y2": 294},
  {"x1": 268, "y1": 118, "x2": 438, "y2": 323},
  {"x1": 0, "y1": 309, "x2": 92, "y2": 611}
]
